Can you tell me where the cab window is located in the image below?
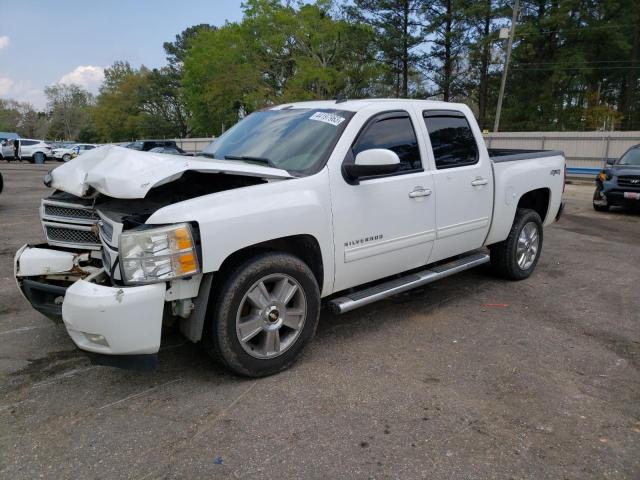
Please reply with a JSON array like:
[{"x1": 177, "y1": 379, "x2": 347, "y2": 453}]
[
  {"x1": 423, "y1": 111, "x2": 479, "y2": 169},
  {"x1": 352, "y1": 111, "x2": 422, "y2": 173}
]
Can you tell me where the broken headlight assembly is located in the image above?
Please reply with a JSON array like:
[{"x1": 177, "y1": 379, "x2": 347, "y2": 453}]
[{"x1": 119, "y1": 223, "x2": 199, "y2": 285}]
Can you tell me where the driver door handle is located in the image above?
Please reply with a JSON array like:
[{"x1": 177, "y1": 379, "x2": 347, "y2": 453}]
[
  {"x1": 471, "y1": 177, "x2": 489, "y2": 186},
  {"x1": 409, "y1": 187, "x2": 432, "y2": 198}
]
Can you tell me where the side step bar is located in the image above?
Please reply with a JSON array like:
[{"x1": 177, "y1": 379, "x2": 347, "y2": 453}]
[{"x1": 328, "y1": 251, "x2": 490, "y2": 314}]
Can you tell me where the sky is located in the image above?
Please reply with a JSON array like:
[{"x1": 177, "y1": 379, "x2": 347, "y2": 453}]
[{"x1": 0, "y1": 0, "x2": 244, "y2": 109}]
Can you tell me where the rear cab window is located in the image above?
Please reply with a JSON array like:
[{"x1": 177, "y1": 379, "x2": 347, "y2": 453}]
[{"x1": 423, "y1": 110, "x2": 479, "y2": 169}]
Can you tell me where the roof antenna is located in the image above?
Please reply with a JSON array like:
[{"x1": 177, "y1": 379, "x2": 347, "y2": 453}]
[{"x1": 335, "y1": 94, "x2": 347, "y2": 104}]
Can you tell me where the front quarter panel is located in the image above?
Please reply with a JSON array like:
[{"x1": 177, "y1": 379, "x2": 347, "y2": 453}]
[{"x1": 145, "y1": 170, "x2": 335, "y2": 296}]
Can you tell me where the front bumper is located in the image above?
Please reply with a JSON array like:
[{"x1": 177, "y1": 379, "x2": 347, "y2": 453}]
[
  {"x1": 63, "y1": 280, "x2": 166, "y2": 355},
  {"x1": 15, "y1": 244, "x2": 167, "y2": 356}
]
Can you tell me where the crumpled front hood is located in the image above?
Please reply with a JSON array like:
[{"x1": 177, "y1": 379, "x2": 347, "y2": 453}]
[{"x1": 49, "y1": 145, "x2": 293, "y2": 199}]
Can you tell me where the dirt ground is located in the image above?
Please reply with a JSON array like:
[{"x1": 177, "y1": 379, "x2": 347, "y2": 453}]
[{"x1": 0, "y1": 163, "x2": 638, "y2": 479}]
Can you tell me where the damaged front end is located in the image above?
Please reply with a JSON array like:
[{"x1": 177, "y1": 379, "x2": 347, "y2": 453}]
[
  {"x1": 15, "y1": 146, "x2": 292, "y2": 365},
  {"x1": 15, "y1": 244, "x2": 103, "y2": 322}
]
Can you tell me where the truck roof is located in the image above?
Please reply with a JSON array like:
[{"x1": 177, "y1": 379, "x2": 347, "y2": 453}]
[{"x1": 269, "y1": 98, "x2": 467, "y2": 113}]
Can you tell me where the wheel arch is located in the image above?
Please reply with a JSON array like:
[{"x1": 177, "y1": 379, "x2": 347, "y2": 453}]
[
  {"x1": 516, "y1": 188, "x2": 550, "y2": 223},
  {"x1": 213, "y1": 234, "x2": 324, "y2": 293}
]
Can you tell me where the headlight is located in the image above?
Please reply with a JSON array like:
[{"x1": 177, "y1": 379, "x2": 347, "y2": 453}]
[{"x1": 119, "y1": 223, "x2": 199, "y2": 284}]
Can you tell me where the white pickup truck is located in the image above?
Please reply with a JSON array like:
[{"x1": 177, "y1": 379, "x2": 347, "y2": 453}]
[{"x1": 14, "y1": 99, "x2": 565, "y2": 376}]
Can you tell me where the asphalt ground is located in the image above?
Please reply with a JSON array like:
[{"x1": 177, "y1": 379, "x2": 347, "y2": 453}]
[{"x1": 0, "y1": 162, "x2": 638, "y2": 479}]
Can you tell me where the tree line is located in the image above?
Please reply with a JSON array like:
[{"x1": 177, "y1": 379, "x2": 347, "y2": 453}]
[{"x1": 1, "y1": 0, "x2": 638, "y2": 141}]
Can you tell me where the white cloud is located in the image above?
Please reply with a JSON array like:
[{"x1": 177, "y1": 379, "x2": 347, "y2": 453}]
[
  {"x1": 0, "y1": 77, "x2": 13, "y2": 96},
  {"x1": 59, "y1": 65, "x2": 104, "y2": 92},
  {"x1": 0, "y1": 77, "x2": 47, "y2": 109},
  {"x1": 0, "y1": 36, "x2": 9, "y2": 50}
]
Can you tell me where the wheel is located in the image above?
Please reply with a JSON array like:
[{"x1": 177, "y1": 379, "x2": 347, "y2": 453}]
[
  {"x1": 33, "y1": 152, "x2": 45, "y2": 164},
  {"x1": 592, "y1": 185, "x2": 609, "y2": 212},
  {"x1": 62, "y1": 154, "x2": 71, "y2": 162},
  {"x1": 205, "y1": 252, "x2": 320, "y2": 377},
  {"x1": 489, "y1": 208, "x2": 543, "y2": 280}
]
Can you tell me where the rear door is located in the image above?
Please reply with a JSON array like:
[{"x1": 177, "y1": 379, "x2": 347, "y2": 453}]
[
  {"x1": 20, "y1": 140, "x2": 37, "y2": 157},
  {"x1": 422, "y1": 110, "x2": 493, "y2": 262}
]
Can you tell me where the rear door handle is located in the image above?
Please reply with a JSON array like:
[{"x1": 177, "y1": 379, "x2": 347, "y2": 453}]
[
  {"x1": 409, "y1": 187, "x2": 432, "y2": 198},
  {"x1": 471, "y1": 177, "x2": 489, "y2": 186}
]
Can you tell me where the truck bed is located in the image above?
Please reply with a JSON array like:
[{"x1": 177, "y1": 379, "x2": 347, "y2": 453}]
[{"x1": 489, "y1": 148, "x2": 564, "y2": 163}]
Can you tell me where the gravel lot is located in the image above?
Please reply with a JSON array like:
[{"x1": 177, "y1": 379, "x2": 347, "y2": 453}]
[{"x1": 0, "y1": 163, "x2": 639, "y2": 479}]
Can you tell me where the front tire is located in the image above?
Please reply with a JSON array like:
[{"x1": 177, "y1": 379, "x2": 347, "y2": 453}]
[
  {"x1": 592, "y1": 185, "x2": 610, "y2": 212},
  {"x1": 206, "y1": 252, "x2": 320, "y2": 377},
  {"x1": 62, "y1": 154, "x2": 71, "y2": 162},
  {"x1": 489, "y1": 208, "x2": 543, "y2": 280}
]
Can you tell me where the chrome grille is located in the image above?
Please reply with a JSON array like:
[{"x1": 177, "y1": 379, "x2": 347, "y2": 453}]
[
  {"x1": 45, "y1": 225, "x2": 100, "y2": 245},
  {"x1": 44, "y1": 204, "x2": 99, "y2": 221},
  {"x1": 41, "y1": 198, "x2": 101, "y2": 250},
  {"x1": 618, "y1": 176, "x2": 640, "y2": 188}
]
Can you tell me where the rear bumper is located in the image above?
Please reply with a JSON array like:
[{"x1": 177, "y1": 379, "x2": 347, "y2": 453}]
[{"x1": 555, "y1": 202, "x2": 564, "y2": 221}]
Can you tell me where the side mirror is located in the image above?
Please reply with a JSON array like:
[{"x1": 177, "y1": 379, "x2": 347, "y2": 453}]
[
  {"x1": 605, "y1": 157, "x2": 615, "y2": 166},
  {"x1": 344, "y1": 149, "x2": 400, "y2": 180}
]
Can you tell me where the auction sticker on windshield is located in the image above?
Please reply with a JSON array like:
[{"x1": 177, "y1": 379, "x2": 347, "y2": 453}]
[{"x1": 309, "y1": 112, "x2": 346, "y2": 126}]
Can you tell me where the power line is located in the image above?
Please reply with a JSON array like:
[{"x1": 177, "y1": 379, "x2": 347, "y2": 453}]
[
  {"x1": 511, "y1": 65, "x2": 640, "y2": 71},
  {"x1": 512, "y1": 60, "x2": 638, "y2": 65},
  {"x1": 515, "y1": 24, "x2": 638, "y2": 36}
]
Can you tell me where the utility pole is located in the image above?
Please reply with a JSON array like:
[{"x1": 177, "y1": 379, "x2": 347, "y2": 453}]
[{"x1": 493, "y1": 0, "x2": 520, "y2": 132}]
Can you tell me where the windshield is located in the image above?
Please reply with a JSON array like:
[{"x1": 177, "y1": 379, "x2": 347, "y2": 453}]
[
  {"x1": 200, "y1": 108, "x2": 353, "y2": 175},
  {"x1": 618, "y1": 147, "x2": 640, "y2": 166}
]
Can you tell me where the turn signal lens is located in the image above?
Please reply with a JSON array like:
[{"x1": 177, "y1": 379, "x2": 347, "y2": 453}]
[{"x1": 598, "y1": 171, "x2": 607, "y2": 182}]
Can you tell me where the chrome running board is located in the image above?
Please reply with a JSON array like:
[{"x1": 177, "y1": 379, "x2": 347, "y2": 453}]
[{"x1": 328, "y1": 251, "x2": 490, "y2": 314}]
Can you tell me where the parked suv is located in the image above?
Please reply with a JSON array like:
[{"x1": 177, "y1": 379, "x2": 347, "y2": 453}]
[
  {"x1": 593, "y1": 144, "x2": 640, "y2": 211},
  {"x1": 1, "y1": 138, "x2": 52, "y2": 163},
  {"x1": 52, "y1": 143, "x2": 78, "y2": 162}
]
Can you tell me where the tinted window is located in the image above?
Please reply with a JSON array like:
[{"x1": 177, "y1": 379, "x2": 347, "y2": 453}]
[
  {"x1": 618, "y1": 147, "x2": 640, "y2": 166},
  {"x1": 21, "y1": 140, "x2": 37, "y2": 146},
  {"x1": 352, "y1": 113, "x2": 421, "y2": 172},
  {"x1": 85, "y1": 145, "x2": 95, "y2": 150},
  {"x1": 423, "y1": 113, "x2": 478, "y2": 169}
]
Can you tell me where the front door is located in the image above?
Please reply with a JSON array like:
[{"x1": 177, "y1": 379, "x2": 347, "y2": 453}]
[
  {"x1": 422, "y1": 110, "x2": 493, "y2": 262},
  {"x1": 331, "y1": 110, "x2": 436, "y2": 292}
]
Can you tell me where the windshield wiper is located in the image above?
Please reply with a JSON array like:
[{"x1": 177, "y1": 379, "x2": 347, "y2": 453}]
[{"x1": 224, "y1": 154, "x2": 276, "y2": 168}]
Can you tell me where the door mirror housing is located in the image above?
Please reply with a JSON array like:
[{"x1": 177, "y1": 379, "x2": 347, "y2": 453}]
[
  {"x1": 344, "y1": 149, "x2": 401, "y2": 180},
  {"x1": 605, "y1": 157, "x2": 615, "y2": 166}
]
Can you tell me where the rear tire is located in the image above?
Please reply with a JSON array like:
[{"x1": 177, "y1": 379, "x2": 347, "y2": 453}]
[
  {"x1": 205, "y1": 252, "x2": 320, "y2": 377},
  {"x1": 592, "y1": 185, "x2": 610, "y2": 212},
  {"x1": 33, "y1": 152, "x2": 45, "y2": 164},
  {"x1": 489, "y1": 208, "x2": 543, "y2": 280}
]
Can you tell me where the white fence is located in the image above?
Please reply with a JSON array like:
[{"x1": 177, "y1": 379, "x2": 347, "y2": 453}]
[
  {"x1": 172, "y1": 137, "x2": 214, "y2": 154},
  {"x1": 483, "y1": 131, "x2": 640, "y2": 174}
]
